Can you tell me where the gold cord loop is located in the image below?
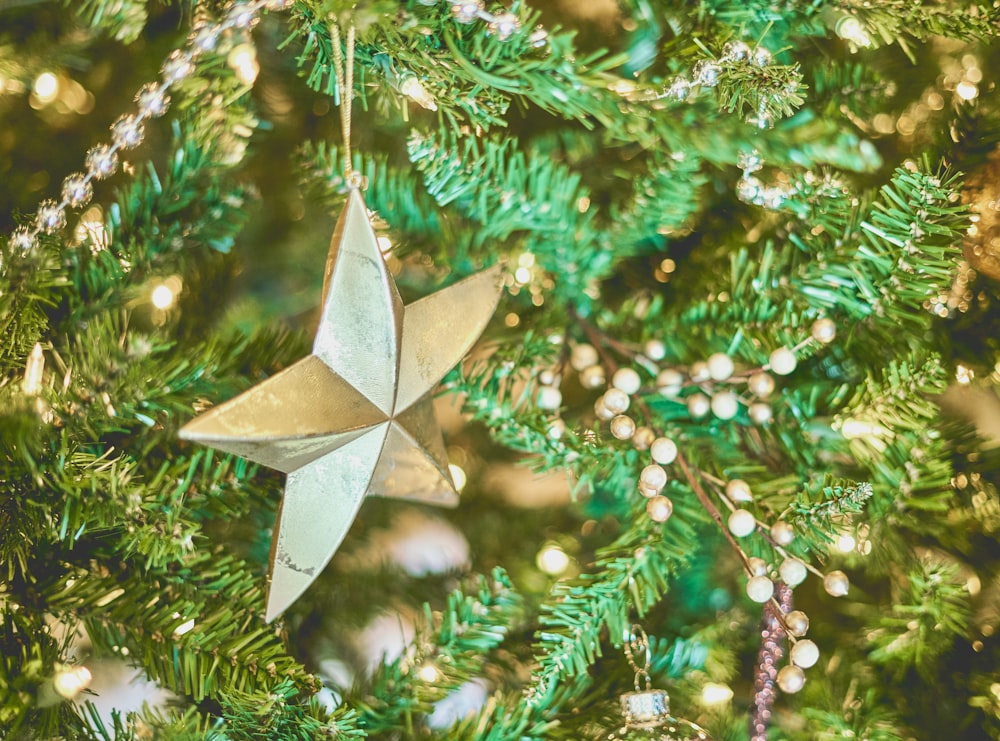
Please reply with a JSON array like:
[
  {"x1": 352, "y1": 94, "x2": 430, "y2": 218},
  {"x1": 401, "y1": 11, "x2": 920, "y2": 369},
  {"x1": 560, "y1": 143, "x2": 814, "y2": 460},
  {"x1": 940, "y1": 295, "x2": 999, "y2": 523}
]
[
  {"x1": 624, "y1": 624, "x2": 653, "y2": 692},
  {"x1": 330, "y1": 21, "x2": 358, "y2": 187}
]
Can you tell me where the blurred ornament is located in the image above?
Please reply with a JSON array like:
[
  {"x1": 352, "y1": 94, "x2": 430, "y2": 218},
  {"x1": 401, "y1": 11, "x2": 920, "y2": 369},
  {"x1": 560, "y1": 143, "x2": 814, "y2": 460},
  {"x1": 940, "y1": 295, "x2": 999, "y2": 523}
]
[
  {"x1": 602, "y1": 626, "x2": 713, "y2": 740},
  {"x1": 181, "y1": 187, "x2": 502, "y2": 620}
]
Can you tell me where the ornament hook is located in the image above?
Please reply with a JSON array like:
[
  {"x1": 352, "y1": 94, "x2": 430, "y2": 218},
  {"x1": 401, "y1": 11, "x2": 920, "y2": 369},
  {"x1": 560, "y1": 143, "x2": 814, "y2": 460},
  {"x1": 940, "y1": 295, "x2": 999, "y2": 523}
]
[
  {"x1": 624, "y1": 624, "x2": 652, "y2": 692},
  {"x1": 329, "y1": 20, "x2": 362, "y2": 189}
]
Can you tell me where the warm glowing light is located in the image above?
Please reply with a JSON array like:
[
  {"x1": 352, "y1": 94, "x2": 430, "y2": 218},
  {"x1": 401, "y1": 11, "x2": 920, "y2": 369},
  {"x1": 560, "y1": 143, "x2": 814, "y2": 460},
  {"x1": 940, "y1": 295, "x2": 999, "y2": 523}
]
[
  {"x1": 836, "y1": 533, "x2": 856, "y2": 553},
  {"x1": 152, "y1": 284, "x2": 176, "y2": 309},
  {"x1": 536, "y1": 544, "x2": 570, "y2": 575},
  {"x1": 33, "y1": 72, "x2": 59, "y2": 103},
  {"x1": 835, "y1": 16, "x2": 872, "y2": 47},
  {"x1": 514, "y1": 266, "x2": 532, "y2": 284},
  {"x1": 955, "y1": 363, "x2": 975, "y2": 385},
  {"x1": 400, "y1": 75, "x2": 438, "y2": 111},
  {"x1": 840, "y1": 418, "x2": 890, "y2": 440},
  {"x1": 701, "y1": 682, "x2": 734, "y2": 705},
  {"x1": 956, "y1": 80, "x2": 979, "y2": 101},
  {"x1": 448, "y1": 463, "x2": 467, "y2": 492},
  {"x1": 52, "y1": 665, "x2": 92, "y2": 700},
  {"x1": 417, "y1": 662, "x2": 441, "y2": 682},
  {"x1": 228, "y1": 44, "x2": 260, "y2": 85},
  {"x1": 22, "y1": 343, "x2": 45, "y2": 395}
]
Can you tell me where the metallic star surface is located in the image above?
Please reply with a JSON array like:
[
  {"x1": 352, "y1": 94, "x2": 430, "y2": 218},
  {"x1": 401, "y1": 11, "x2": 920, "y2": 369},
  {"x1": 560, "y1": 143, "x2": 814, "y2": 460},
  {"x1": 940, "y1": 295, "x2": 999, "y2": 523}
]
[{"x1": 180, "y1": 189, "x2": 502, "y2": 621}]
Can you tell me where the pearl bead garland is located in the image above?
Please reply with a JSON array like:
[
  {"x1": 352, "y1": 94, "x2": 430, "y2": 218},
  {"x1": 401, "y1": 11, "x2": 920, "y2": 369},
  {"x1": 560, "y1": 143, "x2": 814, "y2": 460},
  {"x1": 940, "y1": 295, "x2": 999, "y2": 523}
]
[
  {"x1": 6, "y1": 0, "x2": 285, "y2": 254},
  {"x1": 562, "y1": 333, "x2": 849, "y2": 703}
]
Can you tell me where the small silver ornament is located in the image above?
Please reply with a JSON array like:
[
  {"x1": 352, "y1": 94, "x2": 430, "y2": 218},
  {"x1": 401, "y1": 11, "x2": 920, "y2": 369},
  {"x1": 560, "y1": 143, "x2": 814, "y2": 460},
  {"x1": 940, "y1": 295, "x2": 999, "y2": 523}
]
[{"x1": 604, "y1": 627, "x2": 713, "y2": 740}]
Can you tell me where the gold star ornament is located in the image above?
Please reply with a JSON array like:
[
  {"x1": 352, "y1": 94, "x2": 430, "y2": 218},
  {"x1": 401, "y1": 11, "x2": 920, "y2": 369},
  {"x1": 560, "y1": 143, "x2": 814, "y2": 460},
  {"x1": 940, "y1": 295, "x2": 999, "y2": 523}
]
[{"x1": 180, "y1": 189, "x2": 502, "y2": 621}]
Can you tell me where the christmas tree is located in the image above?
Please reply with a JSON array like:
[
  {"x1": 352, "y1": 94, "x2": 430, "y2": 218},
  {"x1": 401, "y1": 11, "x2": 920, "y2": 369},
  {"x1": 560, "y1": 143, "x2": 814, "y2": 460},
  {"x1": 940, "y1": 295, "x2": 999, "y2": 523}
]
[{"x1": 2, "y1": 0, "x2": 1000, "y2": 738}]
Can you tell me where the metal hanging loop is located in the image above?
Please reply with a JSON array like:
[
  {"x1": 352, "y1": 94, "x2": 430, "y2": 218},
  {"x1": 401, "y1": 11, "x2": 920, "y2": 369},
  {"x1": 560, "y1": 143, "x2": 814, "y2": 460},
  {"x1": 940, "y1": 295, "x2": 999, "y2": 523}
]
[{"x1": 624, "y1": 624, "x2": 653, "y2": 692}]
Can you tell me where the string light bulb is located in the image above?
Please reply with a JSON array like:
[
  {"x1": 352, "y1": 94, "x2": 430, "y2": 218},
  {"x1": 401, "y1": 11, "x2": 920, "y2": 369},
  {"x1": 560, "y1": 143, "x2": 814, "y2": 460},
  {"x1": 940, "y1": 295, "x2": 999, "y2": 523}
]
[
  {"x1": 22, "y1": 343, "x2": 45, "y2": 395},
  {"x1": 400, "y1": 75, "x2": 438, "y2": 111}
]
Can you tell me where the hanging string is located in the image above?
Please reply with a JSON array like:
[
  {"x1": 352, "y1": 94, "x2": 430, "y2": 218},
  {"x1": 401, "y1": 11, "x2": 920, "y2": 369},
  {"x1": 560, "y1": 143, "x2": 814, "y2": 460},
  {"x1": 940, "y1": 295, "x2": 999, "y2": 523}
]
[{"x1": 329, "y1": 21, "x2": 358, "y2": 187}]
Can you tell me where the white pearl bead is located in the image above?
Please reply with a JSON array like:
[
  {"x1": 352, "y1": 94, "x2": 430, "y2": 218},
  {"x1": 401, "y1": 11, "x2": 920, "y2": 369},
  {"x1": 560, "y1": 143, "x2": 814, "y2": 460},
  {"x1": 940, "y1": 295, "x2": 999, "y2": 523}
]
[
  {"x1": 790, "y1": 639, "x2": 819, "y2": 669},
  {"x1": 633, "y1": 426, "x2": 655, "y2": 450},
  {"x1": 570, "y1": 343, "x2": 599, "y2": 370},
  {"x1": 612, "y1": 367, "x2": 642, "y2": 395},
  {"x1": 686, "y1": 392, "x2": 710, "y2": 418},
  {"x1": 580, "y1": 365, "x2": 606, "y2": 389},
  {"x1": 784, "y1": 610, "x2": 809, "y2": 637},
  {"x1": 747, "y1": 371, "x2": 775, "y2": 398},
  {"x1": 594, "y1": 398, "x2": 615, "y2": 421},
  {"x1": 811, "y1": 317, "x2": 836, "y2": 344},
  {"x1": 749, "y1": 402, "x2": 772, "y2": 425},
  {"x1": 610, "y1": 414, "x2": 636, "y2": 440},
  {"x1": 776, "y1": 665, "x2": 805, "y2": 693},
  {"x1": 711, "y1": 391, "x2": 739, "y2": 420},
  {"x1": 650, "y1": 437, "x2": 678, "y2": 465},
  {"x1": 689, "y1": 361, "x2": 710, "y2": 382},
  {"x1": 656, "y1": 369, "x2": 683, "y2": 397},
  {"x1": 638, "y1": 482, "x2": 659, "y2": 498},
  {"x1": 747, "y1": 557, "x2": 768, "y2": 577},
  {"x1": 746, "y1": 575, "x2": 774, "y2": 603},
  {"x1": 644, "y1": 339, "x2": 666, "y2": 361},
  {"x1": 725, "y1": 479, "x2": 753, "y2": 503},
  {"x1": 646, "y1": 495, "x2": 674, "y2": 522},
  {"x1": 728, "y1": 509, "x2": 756, "y2": 537},
  {"x1": 770, "y1": 521, "x2": 795, "y2": 546},
  {"x1": 539, "y1": 370, "x2": 556, "y2": 386},
  {"x1": 779, "y1": 557, "x2": 807, "y2": 587},
  {"x1": 768, "y1": 347, "x2": 797, "y2": 376},
  {"x1": 547, "y1": 419, "x2": 566, "y2": 439},
  {"x1": 639, "y1": 464, "x2": 668, "y2": 492},
  {"x1": 536, "y1": 386, "x2": 562, "y2": 410},
  {"x1": 603, "y1": 388, "x2": 630, "y2": 414},
  {"x1": 707, "y1": 352, "x2": 735, "y2": 381},
  {"x1": 823, "y1": 570, "x2": 849, "y2": 597}
]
